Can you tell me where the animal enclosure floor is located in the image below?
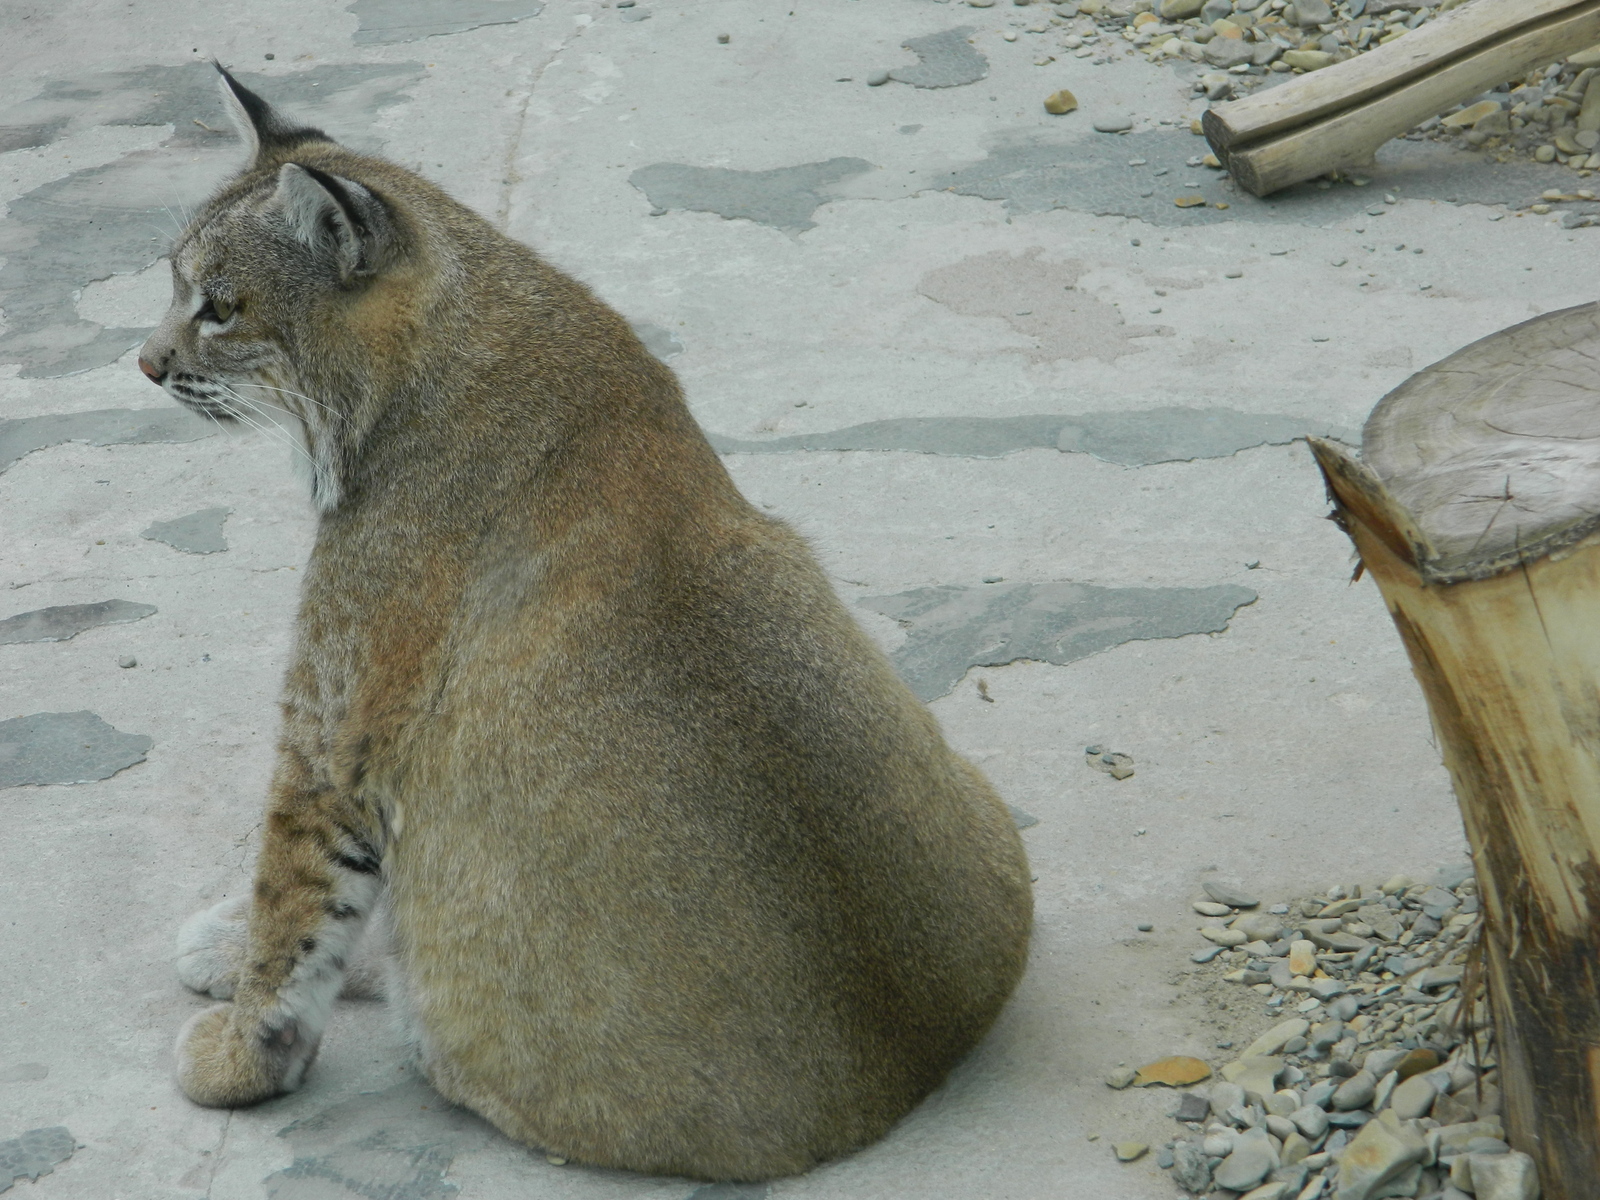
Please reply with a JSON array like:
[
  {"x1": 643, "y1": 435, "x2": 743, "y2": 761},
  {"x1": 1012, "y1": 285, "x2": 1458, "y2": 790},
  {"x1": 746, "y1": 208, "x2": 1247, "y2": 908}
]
[{"x1": 4, "y1": 1, "x2": 1592, "y2": 1197}]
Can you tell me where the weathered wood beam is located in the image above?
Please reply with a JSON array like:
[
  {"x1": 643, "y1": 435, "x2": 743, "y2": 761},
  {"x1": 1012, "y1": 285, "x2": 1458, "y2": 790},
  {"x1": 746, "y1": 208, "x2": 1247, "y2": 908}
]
[{"x1": 1205, "y1": 0, "x2": 1600, "y2": 196}]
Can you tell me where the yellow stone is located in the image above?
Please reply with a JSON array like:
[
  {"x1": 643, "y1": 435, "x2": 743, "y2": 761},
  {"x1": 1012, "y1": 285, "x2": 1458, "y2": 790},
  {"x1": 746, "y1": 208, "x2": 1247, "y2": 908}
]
[
  {"x1": 1289, "y1": 939, "x2": 1317, "y2": 976},
  {"x1": 1133, "y1": 1055, "x2": 1213, "y2": 1087},
  {"x1": 1213, "y1": 19, "x2": 1243, "y2": 38},
  {"x1": 1191, "y1": 119, "x2": 1206, "y2": 135},
  {"x1": 1044, "y1": 89, "x2": 1079, "y2": 115},
  {"x1": 1133, "y1": 11, "x2": 1159, "y2": 26},
  {"x1": 1175, "y1": 194, "x2": 1207, "y2": 207},
  {"x1": 1202, "y1": 153, "x2": 1221, "y2": 168},
  {"x1": 1443, "y1": 100, "x2": 1503, "y2": 127},
  {"x1": 1214, "y1": 201, "x2": 1230, "y2": 209}
]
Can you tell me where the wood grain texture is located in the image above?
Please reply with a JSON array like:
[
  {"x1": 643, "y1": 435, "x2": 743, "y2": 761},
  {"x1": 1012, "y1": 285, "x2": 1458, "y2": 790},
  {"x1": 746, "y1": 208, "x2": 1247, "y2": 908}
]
[
  {"x1": 1221, "y1": 5, "x2": 1600, "y2": 194},
  {"x1": 1308, "y1": 303, "x2": 1600, "y2": 1193},
  {"x1": 1204, "y1": 0, "x2": 1597, "y2": 150}
]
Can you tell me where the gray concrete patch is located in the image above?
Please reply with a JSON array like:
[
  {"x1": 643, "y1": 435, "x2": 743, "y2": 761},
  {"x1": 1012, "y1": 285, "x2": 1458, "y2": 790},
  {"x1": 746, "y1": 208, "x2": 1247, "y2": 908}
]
[
  {"x1": 918, "y1": 248, "x2": 1167, "y2": 362},
  {"x1": 686, "y1": 1186, "x2": 772, "y2": 1200},
  {"x1": 939, "y1": 127, "x2": 1578, "y2": 226},
  {"x1": 630, "y1": 320, "x2": 684, "y2": 361},
  {"x1": 346, "y1": 0, "x2": 544, "y2": 45},
  {"x1": 0, "y1": 1127, "x2": 75, "y2": 1194},
  {"x1": 1008, "y1": 805, "x2": 1040, "y2": 830},
  {"x1": 709, "y1": 410, "x2": 1353, "y2": 466},
  {"x1": 0, "y1": 712, "x2": 154, "y2": 788},
  {"x1": 860, "y1": 580, "x2": 1257, "y2": 700},
  {"x1": 0, "y1": 408, "x2": 215, "y2": 474},
  {"x1": 629, "y1": 158, "x2": 875, "y2": 233},
  {"x1": 141, "y1": 507, "x2": 230, "y2": 554},
  {"x1": 0, "y1": 1064, "x2": 48, "y2": 1083},
  {"x1": 1056, "y1": 408, "x2": 1356, "y2": 466},
  {"x1": 265, "y1": 1077, "x2": 499, "y2": 1200},
  {"x1": 0, "y1": 61, "x2": 425, "y2": 377},
  {"x1": 0, "y1": 600, "x2": 157, "y2": 645},
  {"x1": 889, "y1": 27, "x2": 987, "y2": 89}
]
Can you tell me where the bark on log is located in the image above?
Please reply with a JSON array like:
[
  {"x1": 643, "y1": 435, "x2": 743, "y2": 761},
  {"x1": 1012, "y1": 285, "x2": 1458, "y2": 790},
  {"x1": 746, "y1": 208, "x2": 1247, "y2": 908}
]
[
  {"x1": 1204, "y1": 0, "x2": 1600, "y2": 196},
  {"x1": 1309, "y1": 301, "x2": 1600, "y2": 1196}
]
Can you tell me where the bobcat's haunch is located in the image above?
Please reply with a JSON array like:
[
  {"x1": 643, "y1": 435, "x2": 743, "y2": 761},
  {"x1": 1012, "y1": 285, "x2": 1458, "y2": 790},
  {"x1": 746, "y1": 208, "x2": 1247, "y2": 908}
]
[{"x1": 143, "y1": 63, "x2": 1032, "y2": 1182}]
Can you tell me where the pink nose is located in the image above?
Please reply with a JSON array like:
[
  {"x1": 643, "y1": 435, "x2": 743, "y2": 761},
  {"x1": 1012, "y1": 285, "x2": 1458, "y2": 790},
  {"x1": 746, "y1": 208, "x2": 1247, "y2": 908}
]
[{"x1": 137, "y1": 357, "x2": 163, "y2": 383}]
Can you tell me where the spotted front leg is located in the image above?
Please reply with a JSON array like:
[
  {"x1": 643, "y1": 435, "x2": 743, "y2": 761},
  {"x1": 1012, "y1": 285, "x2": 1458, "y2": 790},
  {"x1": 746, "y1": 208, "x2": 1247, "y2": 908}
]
[{"x1": 175, "y1": 761, "x2": 383, "y2": 1108}]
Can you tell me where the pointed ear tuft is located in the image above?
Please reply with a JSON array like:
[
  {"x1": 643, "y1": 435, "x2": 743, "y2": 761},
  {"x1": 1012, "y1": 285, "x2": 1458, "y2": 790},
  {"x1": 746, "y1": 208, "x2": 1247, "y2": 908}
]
[
  {"x1": 213, "y1": 62, "x2": 333, "y2": 166},
  {"x1": 274, "y1": 163, "x2": 396, "y2": 283}
]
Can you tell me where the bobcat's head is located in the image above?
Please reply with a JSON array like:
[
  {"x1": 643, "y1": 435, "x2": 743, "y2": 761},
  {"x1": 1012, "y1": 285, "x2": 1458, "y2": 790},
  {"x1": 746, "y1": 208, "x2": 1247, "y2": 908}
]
[{"x1": 139, "y1": 65, "x2": 422, "y2": 513}]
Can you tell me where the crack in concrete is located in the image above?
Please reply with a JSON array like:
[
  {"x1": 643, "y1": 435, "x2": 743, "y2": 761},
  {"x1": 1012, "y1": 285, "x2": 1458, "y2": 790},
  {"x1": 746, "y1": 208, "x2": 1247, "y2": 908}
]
[
  {"x1": 889, "y1": 27, "x2": 988, "y2": 89},
  {"x1": 346, "y1": 0, "x2": 544, "y2": 44},
  {"x1": 630, "y1": 158, "x2": 875, "y2": 233},
  {"x1": 0, "y1": 599, "x2": 157, "y2": 644},
  {"x1": 0, "y1": 1127, "x2": 75, "y2": 1193},
  {"x1": 860, "y1": 580, "x2": 1257, "y2": 700},
  {"x1": 710, "y1": 409, "x2": 1354, "y2": 466},
  {"x1": 0, "y1": 62, "x2": 425, "y2": 376},
  {"x1": 0, "y1": 711, "x2": 153, "y2": 788},
  {"x1": 0, "y1": 407, "x2": 215, "y2": 473},
  {"x1": 141, "y1": 507, "x2": 230, "y2": 554}
]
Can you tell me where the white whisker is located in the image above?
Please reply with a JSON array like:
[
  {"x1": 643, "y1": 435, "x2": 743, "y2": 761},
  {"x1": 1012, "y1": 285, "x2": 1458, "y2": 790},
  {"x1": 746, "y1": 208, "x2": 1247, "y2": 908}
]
[{"x1": 232, "y1": 381, "x2": 348, "y2": 423}]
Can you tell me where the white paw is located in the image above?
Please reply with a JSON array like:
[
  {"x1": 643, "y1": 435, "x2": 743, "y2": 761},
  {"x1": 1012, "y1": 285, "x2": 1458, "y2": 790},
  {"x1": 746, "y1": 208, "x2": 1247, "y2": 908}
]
[{"x1": 175, "y1": 895, "x2": 252, "y2": 999}]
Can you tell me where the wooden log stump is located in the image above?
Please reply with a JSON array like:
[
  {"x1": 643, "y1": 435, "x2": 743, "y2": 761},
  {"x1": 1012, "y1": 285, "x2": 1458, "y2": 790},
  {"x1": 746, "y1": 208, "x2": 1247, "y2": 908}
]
[{"x1": 1310, "y1": 301, "x2": 1600, "y2": 1196}]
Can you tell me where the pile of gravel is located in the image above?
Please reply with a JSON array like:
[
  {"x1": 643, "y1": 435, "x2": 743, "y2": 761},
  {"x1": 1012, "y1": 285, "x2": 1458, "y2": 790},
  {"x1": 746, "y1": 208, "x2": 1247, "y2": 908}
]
[
  {"x1": 988, "y1": 0, "x2": 1600, "y2": 182},
  {"x1": 1115, "y1": 870, "x2": 1543, "y2": 1200}
]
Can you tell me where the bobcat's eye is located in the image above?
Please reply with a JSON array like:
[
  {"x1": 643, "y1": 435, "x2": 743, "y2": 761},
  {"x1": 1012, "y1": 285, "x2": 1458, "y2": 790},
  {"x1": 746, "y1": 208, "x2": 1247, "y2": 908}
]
[{"x1": 199, "y1": 295, "x2": 237, "y2": 325}]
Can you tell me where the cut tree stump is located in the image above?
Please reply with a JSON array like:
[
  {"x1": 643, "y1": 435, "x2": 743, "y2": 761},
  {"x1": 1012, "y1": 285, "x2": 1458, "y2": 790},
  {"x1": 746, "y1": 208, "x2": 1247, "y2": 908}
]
[
  {"x1": 1309, "y1": 301, "x2": 1600, "y2": 1196},
  {"x1": 1204, "y1": 0, "x2": 1600, "y2": 196}
]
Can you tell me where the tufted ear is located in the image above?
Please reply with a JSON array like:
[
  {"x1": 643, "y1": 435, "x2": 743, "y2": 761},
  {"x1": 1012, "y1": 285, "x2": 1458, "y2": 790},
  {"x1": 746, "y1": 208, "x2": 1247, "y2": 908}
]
[
  {"x1": 214, "y1": 62, "x2": 331, "y2": 167},
  {"x1": 274, "y1": 162, "x2": 396, "y2": 282}
]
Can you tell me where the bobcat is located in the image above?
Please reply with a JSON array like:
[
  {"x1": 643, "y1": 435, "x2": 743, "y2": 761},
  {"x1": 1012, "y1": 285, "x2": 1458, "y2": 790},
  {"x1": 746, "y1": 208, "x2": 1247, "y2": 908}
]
[{"x1": 141, "y1": 65, "x2": 1032, "y2": 1182}]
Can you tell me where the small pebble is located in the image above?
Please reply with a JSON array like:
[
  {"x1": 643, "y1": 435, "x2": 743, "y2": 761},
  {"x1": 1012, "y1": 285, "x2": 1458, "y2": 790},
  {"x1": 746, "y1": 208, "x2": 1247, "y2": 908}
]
[
  {"x1": 1113, "y1": 1142, "x2": 1148, "y2": 1162},
  {"x1": 1093, "y1": 113, "x2": 1135, "y2": 133},
  {"x1": 717, "y1": 33, "x2": 730, "y2": 43},
  {"x1": 867, "y1": 69, "x2": 891, "y2": 86},
  {"x1": 1224, "y1": 269, "x2": 1243, "y2": 278},
  {"x1": 1136, "y1": 921, "x2": 1153, "y2": 931},
  {"x1": 1106, "y1": 1065, "x2": 1139, "y2": 1089},
  {"x1": 118, "y1": 656, "x2": 137, "y2": 669},
  {"x1": 545, "y1": 1154, "x2": 568, "y2": 1165},
  {"x1": 1045, "y1": 88, "x2": 1079, "y2": 114}
]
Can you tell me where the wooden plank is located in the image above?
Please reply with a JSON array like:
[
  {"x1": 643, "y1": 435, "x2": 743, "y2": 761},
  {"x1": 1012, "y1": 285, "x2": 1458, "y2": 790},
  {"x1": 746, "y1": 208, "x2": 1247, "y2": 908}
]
[
  {"x1": 1204, "y1": 0, "x2": 1595, "y2": 151},
  {"x1": 1307, "y1": 301, "x2": 1600, "y2": 1195},
  {"x1": 1220, "y1": 1, "x2": 1600, "y2": 195}
]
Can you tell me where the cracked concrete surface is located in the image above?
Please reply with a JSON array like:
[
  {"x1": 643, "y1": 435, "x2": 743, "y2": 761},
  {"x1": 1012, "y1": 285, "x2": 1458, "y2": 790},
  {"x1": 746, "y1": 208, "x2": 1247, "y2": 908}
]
[
  {"x1": 264, "y1": 1078, "x2": 499, "y2": 1200},
  {"x1": 629, "y1": 158, "x2": 876, "y2": 233},
  {"x1": 918, "y1": 248, "x2": 1168, "y2": 361},
  {"x1": 710, "y1": 409, "x2": 1352, "y2": 465},
  {"x1": 888, "y1": 27, "x2": 988, "y2": 90},
  {"x1": 0, "y1": 407, "x2": 213, "y2": 472},
  {"x1": 142, "y1": 507, "x2": 230, "y2": 554},
  {"x1": 5, "y1": 0, "x2": 1594, "y2": 1197},
  {"x1": 0, "y1": 710, "x2": 153, "y2": 787},
  {"x1": 861, "y1": 580, "x2": 1257, "y2": 700},
  {"x1": 0, "y1": 599, "x2": 157, "y2": 644},
  {"x1": 346, "y1": 0, "x2": 545, "y2": 45},
  {"x1": 0, "y1": 1127, "x2": 76, "y2": 1194}
]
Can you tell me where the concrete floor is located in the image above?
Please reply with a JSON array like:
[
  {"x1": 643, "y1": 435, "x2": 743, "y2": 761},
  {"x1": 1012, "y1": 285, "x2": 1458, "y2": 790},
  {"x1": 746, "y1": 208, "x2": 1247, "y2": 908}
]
[{"x1": 2, "y1": 1, "x2": 1593, "y2": 1196}]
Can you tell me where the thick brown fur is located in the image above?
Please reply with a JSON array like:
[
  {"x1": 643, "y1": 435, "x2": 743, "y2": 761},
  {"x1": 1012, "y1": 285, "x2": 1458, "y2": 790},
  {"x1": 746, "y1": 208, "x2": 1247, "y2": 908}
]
[{"x1": 146, "y1": 66, "x2": 1032, "y2": 1182}]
